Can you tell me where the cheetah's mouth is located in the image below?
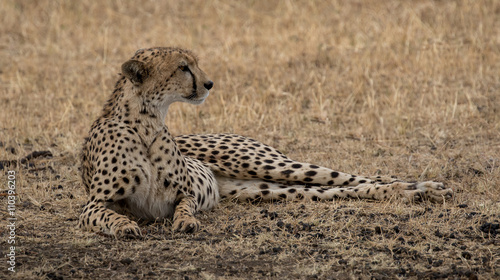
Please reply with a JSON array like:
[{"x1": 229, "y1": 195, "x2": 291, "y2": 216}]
[
  {"x1": 184, "y1": 90, "x2": 209, "y2": 104},
  {"x1": 184, "y1": 91, "x2": 198, "y2": 100}
]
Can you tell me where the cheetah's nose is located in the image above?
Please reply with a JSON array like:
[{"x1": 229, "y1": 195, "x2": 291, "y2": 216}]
[{"x1": 204, "y1": 80, "x2": 214, "y2": 90}]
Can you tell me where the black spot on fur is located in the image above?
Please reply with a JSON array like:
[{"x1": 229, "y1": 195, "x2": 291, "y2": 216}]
[
  {"x1": 305, "y1": 171, "x2": 317, "y2": 177},
  {"x1": 281, "y1": 170, "x2": 294, "y2": 175},
  {"x1": 164, "y1": 179, "x2": 171, "y2": 188},
  {"x1": 263, "y1": 165, "x2": 276, "y2": 170}
]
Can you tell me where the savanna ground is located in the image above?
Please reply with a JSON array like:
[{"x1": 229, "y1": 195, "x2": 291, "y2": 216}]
[{"x1": 0, "y1": 0, "x2": 499, "y2": 279}]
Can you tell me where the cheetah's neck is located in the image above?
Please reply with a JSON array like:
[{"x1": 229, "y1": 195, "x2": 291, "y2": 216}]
[{"x1": 102, "y1": 77, "x2": 170, "y2": 147}]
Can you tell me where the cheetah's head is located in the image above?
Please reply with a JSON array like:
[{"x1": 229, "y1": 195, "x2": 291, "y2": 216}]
[{"x1": 121, "y1": 47, "x2": 213, "y2": 108}]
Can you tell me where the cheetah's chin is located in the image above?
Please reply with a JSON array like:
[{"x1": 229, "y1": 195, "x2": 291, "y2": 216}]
[{"x1": 186, "y1": 91, "x2": 209, "y2": 105}]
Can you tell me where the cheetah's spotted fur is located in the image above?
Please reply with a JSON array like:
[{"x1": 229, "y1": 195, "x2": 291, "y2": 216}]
[{"x1": 79, "y1": 47, "x2": 453, "y2": 238}]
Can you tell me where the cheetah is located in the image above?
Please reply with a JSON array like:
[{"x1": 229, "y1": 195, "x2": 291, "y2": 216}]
[{"x1": 79, "y1": 47, "x2": 453, "y2": 238}]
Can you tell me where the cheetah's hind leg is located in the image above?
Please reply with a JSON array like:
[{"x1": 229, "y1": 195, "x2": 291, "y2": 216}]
[{"x1": 216, "y1": 176, "x2": 453, "y2": 203}]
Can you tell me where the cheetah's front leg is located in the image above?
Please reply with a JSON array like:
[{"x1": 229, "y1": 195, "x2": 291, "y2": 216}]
[
  {"x1": 172, "y1": 196, "x2": 200, "y2": 233},
  {"x1": 79, "y1": 201, "x2": 142, "y2": 238}
]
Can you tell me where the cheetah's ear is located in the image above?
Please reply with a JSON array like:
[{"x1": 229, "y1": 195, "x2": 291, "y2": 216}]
[{"x1": 121, "y1": 60, "x2": 148, "y2": 86}]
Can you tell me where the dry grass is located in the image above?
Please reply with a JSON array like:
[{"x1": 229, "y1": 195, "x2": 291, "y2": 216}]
[{"x1": 0, "y1": 0, "x2": 499, "y2": 279}]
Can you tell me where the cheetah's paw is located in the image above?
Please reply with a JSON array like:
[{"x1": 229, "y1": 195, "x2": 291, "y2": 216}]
[
  {"x1": 111, "y1": 220, "x2": 142, "y2": 239},
  {"x1": 172, "y1": 216, "x2": 200, "y2": 233},
  {"x1": 398, "y1": 183, "x2": 426, "y2": 203},
  {"x1": 416, "y1": 181, "x2": 453, "y2": 203}
]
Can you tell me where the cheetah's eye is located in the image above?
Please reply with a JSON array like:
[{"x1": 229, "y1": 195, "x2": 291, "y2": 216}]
[{"x1": 179, "y1": 65, "x2": 189, "y2": 72}]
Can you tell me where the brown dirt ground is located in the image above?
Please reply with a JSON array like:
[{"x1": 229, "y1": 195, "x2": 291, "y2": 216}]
[{"x1": 1, "y1": 1, "x2": 499, "y2": 279}]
